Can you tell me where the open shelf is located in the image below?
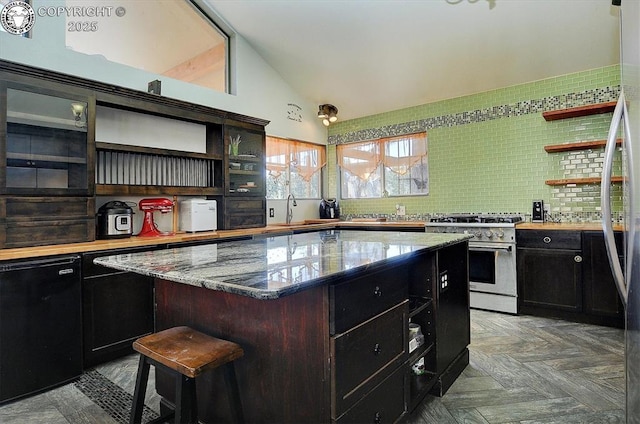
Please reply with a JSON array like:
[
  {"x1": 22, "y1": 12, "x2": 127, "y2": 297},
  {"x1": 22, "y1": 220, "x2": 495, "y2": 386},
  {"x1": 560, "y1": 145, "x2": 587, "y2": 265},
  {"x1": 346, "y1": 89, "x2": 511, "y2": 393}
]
[
  {"x1": 542, "y1": 101, "x2": 617, "y2": 121},
  {"x1": 545, "y1": 176, "x2": 624, "y2": 186},
  {"x1": 409, "y1": 296, "x2": 432, "y2": 317},
  {"x1": 544, "y1": 138, "x2": 622, "y2": 153}
]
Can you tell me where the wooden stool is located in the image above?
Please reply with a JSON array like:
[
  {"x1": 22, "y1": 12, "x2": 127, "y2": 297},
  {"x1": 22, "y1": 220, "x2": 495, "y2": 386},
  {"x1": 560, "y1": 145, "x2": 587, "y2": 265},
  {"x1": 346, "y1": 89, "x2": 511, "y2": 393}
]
[{"x1": 130, "y1": 326, "x2": 244, "y2": 424}]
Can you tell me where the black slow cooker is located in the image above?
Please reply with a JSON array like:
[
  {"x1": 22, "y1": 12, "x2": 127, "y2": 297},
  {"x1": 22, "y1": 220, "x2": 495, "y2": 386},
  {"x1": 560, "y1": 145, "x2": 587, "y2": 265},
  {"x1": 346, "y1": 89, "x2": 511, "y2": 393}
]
[{"x1": 96, "y1": 201, "x2": 134, "y2": 239}]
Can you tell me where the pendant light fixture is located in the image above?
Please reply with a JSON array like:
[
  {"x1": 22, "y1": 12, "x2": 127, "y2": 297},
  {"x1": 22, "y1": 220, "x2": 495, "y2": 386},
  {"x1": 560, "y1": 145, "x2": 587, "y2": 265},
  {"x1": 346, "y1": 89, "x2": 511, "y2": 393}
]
[{"x1": 318, "y1": 104, "x2": 338, "y2": 126}]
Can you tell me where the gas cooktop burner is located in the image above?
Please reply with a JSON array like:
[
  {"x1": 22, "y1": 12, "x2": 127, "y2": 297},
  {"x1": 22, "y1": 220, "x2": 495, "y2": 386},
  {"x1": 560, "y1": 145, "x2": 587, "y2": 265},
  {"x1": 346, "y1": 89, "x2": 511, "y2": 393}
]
[
  {"x1": 480, "y1": 216, "x2": 523, "y2": 224},
  {"x1": 430, "y1": 215, "x2": 523, "y2": 224},
  {"x1": 430, "y1": 215, "x2": 478, "y2": 223}
]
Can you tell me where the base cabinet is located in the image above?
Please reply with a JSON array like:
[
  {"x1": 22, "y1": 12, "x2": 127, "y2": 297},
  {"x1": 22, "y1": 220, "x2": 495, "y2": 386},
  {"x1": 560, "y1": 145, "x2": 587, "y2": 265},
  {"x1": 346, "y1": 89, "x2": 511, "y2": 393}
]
[
  {"x1": 81, "y1": 248, "x2": 156, "y2": 367},
  {"x1": 517, "y1": 229, "x2": 624, "y2": 328},
  {"x1": 582, "y1": 231, "x2": 624, "y2": 324}
]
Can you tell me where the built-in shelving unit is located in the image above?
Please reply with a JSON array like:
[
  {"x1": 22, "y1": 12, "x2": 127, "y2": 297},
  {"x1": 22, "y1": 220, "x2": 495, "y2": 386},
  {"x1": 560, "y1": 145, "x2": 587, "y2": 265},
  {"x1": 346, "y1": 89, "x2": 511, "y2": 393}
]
[{"x1": 95, "y1": 142, "x2": 223, "y2": 196}]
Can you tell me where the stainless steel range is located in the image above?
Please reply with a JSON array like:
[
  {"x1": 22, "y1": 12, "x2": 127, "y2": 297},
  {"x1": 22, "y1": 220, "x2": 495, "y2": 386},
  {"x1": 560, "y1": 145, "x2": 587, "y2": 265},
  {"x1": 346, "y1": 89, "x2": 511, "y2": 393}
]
[{"x1": 425, "y1": 214, "x2": 522, "y2": 314}]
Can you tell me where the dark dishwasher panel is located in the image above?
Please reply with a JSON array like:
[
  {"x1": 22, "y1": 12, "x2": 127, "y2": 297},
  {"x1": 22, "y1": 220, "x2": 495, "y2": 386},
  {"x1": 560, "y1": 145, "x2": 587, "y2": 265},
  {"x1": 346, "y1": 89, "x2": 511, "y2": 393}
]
[{"x1": 0, "y1": 255, "x2": 82, "y2": 403}]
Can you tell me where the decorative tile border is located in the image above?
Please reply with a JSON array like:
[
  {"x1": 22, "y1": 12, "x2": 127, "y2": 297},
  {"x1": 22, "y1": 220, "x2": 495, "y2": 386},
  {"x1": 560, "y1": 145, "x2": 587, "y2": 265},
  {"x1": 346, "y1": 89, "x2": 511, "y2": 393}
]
[
  {"x1": 74, "y1": 369, "x2": 158, "y2": 424},
  {"x1": 328, "y1": 86, "x2": 620, "y2": 145}
]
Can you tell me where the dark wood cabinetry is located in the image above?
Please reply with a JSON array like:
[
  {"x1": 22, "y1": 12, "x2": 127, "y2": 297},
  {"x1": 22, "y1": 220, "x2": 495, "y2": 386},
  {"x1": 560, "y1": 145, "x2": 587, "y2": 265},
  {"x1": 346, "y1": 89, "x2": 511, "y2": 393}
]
[
  {"x1": 406, "y1": 242, "x2": 470, "y2": 411},
  {"x1": 0, "y1": 71, "x2": 96, "y2": 247},
  {"x1": 518, "y1": 230, "x2": 583, "y2": 312},
  {"x1": 329, "y1": 264, "x2": 409, "y2": 422},
  {"x1": 81, "y1": 248, "x2": 157, "y2": 367},
  {"x1": 582, "y1": 231, "x2": 624, "y2": 326},
  {"x1": 517, "y1": 229, "x2": 624, "y2": 328},
  {"x1": 0, "y1": 60, "x2": 269, "y2": 238},
  {"x1": 220, "y1": 123, "x2": 267, "y2": 229}
]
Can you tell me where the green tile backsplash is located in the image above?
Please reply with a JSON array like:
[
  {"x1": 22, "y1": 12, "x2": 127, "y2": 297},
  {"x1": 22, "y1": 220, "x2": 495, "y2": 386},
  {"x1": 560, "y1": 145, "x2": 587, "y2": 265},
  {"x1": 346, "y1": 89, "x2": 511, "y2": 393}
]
[{"x1": 327, "y1": 65, "x2": 622, "y2": 222}]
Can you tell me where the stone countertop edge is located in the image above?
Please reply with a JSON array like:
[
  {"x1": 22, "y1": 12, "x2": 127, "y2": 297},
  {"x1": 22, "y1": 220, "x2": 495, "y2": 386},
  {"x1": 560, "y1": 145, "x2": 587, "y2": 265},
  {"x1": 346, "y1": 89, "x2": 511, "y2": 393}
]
[{"x1": 93, "y1": 231, "x2": 472, "y2": 300}]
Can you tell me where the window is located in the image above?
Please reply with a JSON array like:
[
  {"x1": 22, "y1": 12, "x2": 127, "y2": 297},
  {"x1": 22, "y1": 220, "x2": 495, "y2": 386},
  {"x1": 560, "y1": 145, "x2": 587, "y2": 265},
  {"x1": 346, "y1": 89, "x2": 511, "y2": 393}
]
[
  {"x1": 266, "y1": 137, "x2": 325, "y2": 199},
  {"x1": 338, "y1": 132, "x2": 428, "y2": 199},
  {"x1": 64, "y1": 0, "x2": 229, "y2": 93}
]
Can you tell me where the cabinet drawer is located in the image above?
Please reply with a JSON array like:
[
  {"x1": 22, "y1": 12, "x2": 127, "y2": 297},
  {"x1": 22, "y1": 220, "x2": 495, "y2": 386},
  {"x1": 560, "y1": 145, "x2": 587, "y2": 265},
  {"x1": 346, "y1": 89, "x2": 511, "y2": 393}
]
[
  {"x1": 0, "y1": 218, "x2": 95, "y2": 248},
  {"x1": 335, "y1": 364, "x2": 405, "y2": 424},
  {"x1": 0, "y1": 196, "x2": 94, "y2": 220},
  {"x1": 331, "y1": 264, "x2": 408, "y2": 334},
  {"x1": 332, "y1": 301, "x2": 407, "y2": 416},
  {"x1": 225, "y1": 198, "x2": 265, "y2": 212},
  {"x1": 516, "y1": 230, "x2": 581, "y2": 249}
]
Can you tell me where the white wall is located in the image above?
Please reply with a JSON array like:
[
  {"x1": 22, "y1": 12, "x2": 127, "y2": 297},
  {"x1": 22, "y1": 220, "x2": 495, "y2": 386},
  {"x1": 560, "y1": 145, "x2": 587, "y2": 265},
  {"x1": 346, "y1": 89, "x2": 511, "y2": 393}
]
[
  {"x1": 0, "y1": 0, "x2": 327, "y2": 144},
  {"x1": 0, "y1": 0, "x2": 328, "y2": 222}
]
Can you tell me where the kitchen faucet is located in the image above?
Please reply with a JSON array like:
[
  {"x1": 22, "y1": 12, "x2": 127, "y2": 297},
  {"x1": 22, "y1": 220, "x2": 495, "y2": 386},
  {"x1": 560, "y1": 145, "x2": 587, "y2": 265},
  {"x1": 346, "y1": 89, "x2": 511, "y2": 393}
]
[{"x1": 286, "y1": 194, "x2": 297, "y2": 224}]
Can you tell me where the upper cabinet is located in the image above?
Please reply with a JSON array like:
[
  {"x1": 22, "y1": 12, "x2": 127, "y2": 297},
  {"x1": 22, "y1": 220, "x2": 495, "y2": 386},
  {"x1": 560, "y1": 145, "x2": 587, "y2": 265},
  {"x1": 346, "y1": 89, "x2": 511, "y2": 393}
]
[
  {"x1": 2, "y1": 82, "x2": 95, "y2": 196},
  {"x1": 225, "y1": 123, "x2": 266, "y2": 197},
  {"x1": 0, "y1": 60, "x2": 270, "y2": 237}
]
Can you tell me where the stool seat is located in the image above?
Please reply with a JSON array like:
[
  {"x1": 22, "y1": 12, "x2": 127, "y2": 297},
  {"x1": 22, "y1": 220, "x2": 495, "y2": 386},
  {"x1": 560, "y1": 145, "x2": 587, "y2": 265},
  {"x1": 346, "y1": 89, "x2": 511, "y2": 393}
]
[
  {"x1": 130, "y1": 326, "x2": 244, "y2": 424},
  {"x1": 133, "y1": 326, "x2": 244, "y2": 379}
]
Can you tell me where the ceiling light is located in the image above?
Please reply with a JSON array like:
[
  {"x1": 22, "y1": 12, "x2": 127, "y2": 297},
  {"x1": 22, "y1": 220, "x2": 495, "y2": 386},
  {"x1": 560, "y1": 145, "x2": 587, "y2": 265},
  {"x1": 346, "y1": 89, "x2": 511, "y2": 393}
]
[{"x1": 318, "y1": 104, "x2": 338, "y2": 125}]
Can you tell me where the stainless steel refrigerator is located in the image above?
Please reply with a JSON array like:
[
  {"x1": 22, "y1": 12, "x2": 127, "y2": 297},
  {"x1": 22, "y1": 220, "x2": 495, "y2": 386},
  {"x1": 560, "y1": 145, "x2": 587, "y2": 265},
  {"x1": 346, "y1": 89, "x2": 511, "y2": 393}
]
[{"x1": 602, "y1": 1, "x2": 640, "y2": 422}]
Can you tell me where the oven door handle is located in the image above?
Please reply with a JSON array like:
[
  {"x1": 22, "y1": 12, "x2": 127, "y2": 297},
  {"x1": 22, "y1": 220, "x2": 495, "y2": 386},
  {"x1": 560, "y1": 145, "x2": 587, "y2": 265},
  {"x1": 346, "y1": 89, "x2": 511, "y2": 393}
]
[{"x1": 470, "y1": 243, "x2": 513, "y2": 252}]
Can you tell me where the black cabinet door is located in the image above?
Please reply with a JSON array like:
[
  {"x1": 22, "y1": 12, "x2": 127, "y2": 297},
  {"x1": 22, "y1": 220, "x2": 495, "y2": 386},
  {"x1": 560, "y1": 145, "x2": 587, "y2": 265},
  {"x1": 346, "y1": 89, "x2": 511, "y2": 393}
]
[
  {"x1": 582, "y1": 231, "x2": 624, "y2": 324},
  {"x1": 82, "y1": 251, "x2": 155, "y2": 367},
  {"x1": 517, "y1": 247, "x2": 582, "y2": 312},
  {"x1": 0, "y1": 256, "x2": 82, "y2": 402}
]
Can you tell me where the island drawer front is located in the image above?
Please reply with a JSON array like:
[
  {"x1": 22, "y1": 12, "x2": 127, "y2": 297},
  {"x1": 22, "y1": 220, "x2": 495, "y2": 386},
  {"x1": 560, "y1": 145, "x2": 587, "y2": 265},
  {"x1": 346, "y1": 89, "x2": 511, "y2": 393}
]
[
  {"x1": 516, "y1": 230, "x2": 581, "y2": 250},
  {"x1": 332, "y1": 301, "x2": 407, "y2": 416},
  {"x1": 335, "y1": 363, "x2": 405, "y2": 424},
  {"x1": 330, "y1": 265, "x2": 408, "y2": 334}
]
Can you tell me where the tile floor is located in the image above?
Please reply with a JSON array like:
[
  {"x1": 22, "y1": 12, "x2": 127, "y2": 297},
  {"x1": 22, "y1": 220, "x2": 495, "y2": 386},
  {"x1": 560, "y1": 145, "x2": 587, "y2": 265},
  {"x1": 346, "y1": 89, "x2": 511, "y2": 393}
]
[{"x1": 0, "y1": 309, "x2": 625, "y2": 424}]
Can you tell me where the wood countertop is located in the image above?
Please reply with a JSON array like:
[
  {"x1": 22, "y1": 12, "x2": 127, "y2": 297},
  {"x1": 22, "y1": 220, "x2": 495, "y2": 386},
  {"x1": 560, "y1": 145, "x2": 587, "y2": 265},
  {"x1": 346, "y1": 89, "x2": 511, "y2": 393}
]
[
  {"x1": 0, "y1": 219, "x2": 620, "y2": 261},
  {"x1": 516, "y1": 222, "x2": 624, "y2": 232}
]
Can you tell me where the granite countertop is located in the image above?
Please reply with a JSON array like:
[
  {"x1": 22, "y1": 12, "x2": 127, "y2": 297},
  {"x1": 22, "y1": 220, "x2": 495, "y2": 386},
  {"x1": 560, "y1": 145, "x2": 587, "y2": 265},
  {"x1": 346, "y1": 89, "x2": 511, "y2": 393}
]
[{"x1": 93, "y1": 230, "x2": 471, "y2": 300}]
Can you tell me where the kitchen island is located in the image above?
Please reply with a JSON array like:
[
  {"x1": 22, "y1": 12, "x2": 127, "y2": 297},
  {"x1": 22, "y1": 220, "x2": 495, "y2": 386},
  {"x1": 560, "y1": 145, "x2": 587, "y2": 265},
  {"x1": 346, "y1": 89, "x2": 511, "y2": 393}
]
[{"x1": 95, "y1": 230, "x2": 471, "y2": 423}]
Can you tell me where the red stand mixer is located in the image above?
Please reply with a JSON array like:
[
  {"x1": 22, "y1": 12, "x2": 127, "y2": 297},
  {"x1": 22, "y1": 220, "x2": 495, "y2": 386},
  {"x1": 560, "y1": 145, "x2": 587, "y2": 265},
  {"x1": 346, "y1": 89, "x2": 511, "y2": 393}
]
[{"x1": 138, "y1": 198, "x2": 174, "y2": 237}]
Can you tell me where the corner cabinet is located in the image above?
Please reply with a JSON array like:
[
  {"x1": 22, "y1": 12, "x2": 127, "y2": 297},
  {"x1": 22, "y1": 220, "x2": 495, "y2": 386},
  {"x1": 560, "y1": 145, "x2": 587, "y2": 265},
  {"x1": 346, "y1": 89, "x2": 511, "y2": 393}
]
[
  {"x1": 221, "y1": 123, "x2": 267, "y2": 229},
  {"x1": 0, "y1": 75, "x2": 96, "y2": 248}
]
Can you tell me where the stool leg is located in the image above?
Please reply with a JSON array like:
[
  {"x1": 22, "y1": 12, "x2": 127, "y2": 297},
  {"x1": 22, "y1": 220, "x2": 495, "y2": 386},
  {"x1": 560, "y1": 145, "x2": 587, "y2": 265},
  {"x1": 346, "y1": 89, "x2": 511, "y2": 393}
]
[
  {"x1": 130, "y1": 355, "x2": 150, "y2": 424},
  {"x1": 175, "y1": 375, "x2": 197, "y2": 424},
  {"x1": 223, "y1": 362, "x2": 244, "y2": 424}
]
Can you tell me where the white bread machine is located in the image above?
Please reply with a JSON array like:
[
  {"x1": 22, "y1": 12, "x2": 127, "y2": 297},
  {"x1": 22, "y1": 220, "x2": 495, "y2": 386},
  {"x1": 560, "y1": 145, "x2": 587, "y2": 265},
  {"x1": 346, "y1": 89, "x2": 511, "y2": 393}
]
[{"x1": 179, "y1": 199, "x2": 217, "y2": 232}]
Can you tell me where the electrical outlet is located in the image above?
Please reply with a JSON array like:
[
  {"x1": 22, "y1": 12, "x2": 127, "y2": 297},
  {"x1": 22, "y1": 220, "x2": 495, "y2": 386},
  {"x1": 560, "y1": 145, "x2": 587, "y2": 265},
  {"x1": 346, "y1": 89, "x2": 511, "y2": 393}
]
[
  {"x1": 439, "y1": 271, "x2": 449, "y2": 292},
  {"x1": 269, "y1": 208, "x2": 275, "y2": 218},
  {"x1": 398, "y1": 205, "x2": 406, "y2": 216}
]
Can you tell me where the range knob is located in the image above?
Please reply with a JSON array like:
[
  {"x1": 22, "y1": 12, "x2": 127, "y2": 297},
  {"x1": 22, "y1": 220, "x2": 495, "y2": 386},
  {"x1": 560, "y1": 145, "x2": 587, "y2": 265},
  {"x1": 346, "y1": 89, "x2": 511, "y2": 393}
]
[
  {"x1": 473, "y1": 230, "x2": 482, "y2": 238},
  {"x1": 484, "y1": 230, "x2": 494, "y2": 238},
  {"x1": 495, "y1": 230, "x2": 504, "y2": 239}
]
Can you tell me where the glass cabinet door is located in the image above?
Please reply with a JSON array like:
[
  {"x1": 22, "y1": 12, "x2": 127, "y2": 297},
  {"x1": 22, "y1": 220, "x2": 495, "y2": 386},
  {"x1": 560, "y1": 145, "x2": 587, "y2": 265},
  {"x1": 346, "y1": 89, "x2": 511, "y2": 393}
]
[
  {"x1": 5, "y1": 87, "x2": 88, "y2": 193},
  {"x1": 225, "y1": 126, "x2": 265, "y2": 196}
]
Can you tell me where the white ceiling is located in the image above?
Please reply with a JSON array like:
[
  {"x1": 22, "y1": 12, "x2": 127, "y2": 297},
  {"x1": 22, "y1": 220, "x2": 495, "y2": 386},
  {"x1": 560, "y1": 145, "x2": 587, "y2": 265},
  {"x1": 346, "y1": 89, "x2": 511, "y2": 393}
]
[{"x1": 206, "y1": 0, "x2": 620, "y2": 121}]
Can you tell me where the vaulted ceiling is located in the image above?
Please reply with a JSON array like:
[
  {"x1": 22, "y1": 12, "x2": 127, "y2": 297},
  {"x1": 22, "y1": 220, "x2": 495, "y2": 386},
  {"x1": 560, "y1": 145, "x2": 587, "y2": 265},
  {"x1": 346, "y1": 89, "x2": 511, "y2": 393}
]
[{"x1": 207, "y1": 0, "x2": 620, "y2": 121}]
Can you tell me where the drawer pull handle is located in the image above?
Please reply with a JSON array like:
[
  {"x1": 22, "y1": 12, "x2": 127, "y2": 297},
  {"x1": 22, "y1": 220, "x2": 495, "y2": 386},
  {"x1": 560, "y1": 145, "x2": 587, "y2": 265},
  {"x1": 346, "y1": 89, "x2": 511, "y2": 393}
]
[
  {"x1": 374, "y1": 412, "x2": 382, "y2": 424},
  {"x1": 373, "y1": 343, "x2": 382, "y2": 355},
  {"x1": 373, "y1": 286, "x2": 382, "y2": 297},
  {"x1": 574, "y1": 255, "x2": 582, "y2": 263},
  {"x1": 543, "y1": 236, "x2": 551, "y2": 243}
]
